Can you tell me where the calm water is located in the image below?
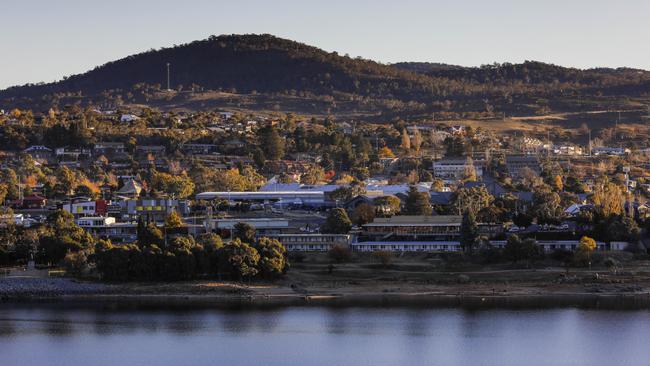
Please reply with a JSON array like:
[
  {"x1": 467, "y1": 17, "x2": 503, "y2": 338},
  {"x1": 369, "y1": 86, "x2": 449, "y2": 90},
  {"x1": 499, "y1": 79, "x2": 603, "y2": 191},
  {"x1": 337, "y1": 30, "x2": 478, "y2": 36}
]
[{"x1": 1, "y1": 305, "x2": 649, "y2": 366}]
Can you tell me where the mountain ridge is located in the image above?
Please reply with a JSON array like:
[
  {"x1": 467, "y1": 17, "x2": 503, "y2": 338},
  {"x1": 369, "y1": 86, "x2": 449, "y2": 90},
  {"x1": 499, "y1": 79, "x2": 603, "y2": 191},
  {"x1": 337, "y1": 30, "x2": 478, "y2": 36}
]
[{"x1": 2, "y1": 34, "x2": 649, "y2": 119}]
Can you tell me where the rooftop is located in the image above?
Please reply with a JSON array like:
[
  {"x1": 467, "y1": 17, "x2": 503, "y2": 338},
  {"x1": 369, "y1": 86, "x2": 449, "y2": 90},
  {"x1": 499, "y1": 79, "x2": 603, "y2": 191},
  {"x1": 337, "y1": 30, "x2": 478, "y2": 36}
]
[{"x1": 364, "y1": 215, "x2": 462, "y2": 227}]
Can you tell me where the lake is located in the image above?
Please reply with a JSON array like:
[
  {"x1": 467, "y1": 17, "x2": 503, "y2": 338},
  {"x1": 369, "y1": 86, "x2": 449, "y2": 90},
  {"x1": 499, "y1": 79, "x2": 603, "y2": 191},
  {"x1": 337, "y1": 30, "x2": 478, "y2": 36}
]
[{"x1": 0, "y1": 304, "x2": 649, "y2": 366}]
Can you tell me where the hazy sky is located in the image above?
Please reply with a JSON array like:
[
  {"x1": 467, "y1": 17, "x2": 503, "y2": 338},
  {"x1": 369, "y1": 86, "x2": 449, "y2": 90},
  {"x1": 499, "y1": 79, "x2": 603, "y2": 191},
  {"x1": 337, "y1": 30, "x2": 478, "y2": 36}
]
[{"x1": 1, "y1": 0, "x2": 649, "y2": 89}]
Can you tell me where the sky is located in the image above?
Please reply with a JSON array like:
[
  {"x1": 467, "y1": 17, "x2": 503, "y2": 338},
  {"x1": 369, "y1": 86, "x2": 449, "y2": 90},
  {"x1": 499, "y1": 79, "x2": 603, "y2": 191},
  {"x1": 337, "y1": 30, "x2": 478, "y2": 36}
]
[{"x1": 1, "y1": 0, "x2": 649, "y2": 89}]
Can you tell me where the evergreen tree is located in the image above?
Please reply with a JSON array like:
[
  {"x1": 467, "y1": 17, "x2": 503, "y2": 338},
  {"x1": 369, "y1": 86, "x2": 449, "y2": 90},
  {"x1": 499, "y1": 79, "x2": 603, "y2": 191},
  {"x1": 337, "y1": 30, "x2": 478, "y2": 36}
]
[
  {"x1": 460, "y1": 210, "x2": 479, "y2": 253},
  {"x1": 404, "y1": 186, "x2": 432, "y2": 215},
  {"x1": 322, "y1": 208, "x2": 352, "y2": 234}
]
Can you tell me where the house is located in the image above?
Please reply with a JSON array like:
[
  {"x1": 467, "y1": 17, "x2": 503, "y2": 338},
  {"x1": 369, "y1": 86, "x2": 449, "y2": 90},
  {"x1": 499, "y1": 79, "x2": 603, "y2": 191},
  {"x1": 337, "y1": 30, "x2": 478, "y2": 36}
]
[
  {"x1": 135, "y1": 145, "x2": 166, "y2": 157},
  {"x1": 432, "y1": 158, "x2": 482, "y2": 181},
  {"x1": 116, "y1": 179, "x2": 143, "y2": 199},
  {"x1": 11, "y1": 194, "x2": 47, "y2": 209},
  {"x1": 505, "y1": 155, "x2": 541, "y2": 178},
  {"x1": 462, "y1": 178, "x2": 507, "y2": 197},
  {"x1": 196, "y1": 191, "x2": 327, "y2": 209},
  {"x1": 223, "y1": 139, "x2": 246, "y2": 149},
  {"x1": 121, "y1": 198, "x2": 191, "y2": 222},
  {"x1": 181, "y1": 143, "x2": 218, "y2": 155},
  {"x1": 359, "y1": 215, "x2": 463, "y2": 242},
  {"x1": 63, "y1": 199, "x2": 108, "y2": 217},
  {"x1": 205, "y1": 217, "x2": 290, "y2": 237},
  {"x1": 23, "y1": 145, "x2": 53, "y2": 160},
  {"x1": 592, "y1": 147, "x2": 630, "y2": 156},
  {"x1": 120, "y1": 114, "x2": 139, "y2": 123},
  {"x1": 93, "y1": 142, "x2": 126, "y2": 156}
]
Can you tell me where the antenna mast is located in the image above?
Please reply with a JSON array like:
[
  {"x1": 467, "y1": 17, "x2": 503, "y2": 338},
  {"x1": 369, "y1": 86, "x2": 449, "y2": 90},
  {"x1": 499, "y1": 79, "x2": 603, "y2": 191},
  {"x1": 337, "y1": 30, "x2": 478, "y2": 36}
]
[{"x1": 166, "y1": 62, "x2": 171, "y2": 91}]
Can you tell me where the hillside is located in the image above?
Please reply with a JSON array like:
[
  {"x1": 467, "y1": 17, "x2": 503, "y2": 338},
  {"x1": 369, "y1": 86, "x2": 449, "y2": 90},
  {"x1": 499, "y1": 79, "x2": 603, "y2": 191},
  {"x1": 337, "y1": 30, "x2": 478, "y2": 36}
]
[{"x1": 1, "y1": 34, "x2": 650, "y2": 120}]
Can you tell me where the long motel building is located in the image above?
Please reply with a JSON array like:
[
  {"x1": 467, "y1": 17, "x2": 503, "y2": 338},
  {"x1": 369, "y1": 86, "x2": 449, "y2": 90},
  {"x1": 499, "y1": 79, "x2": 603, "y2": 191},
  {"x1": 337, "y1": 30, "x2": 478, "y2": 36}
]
[
  {"x1": 353, "y1": 215, "x2": 463, "y2": 252},
  {"x1": 264, "y1": 233, "x2": 351, "y2": 251}
]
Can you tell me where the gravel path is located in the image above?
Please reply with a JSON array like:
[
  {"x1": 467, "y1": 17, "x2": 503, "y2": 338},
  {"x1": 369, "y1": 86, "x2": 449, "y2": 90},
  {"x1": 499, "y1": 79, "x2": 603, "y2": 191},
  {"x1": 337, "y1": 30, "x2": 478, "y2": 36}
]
[{"x1": 0, "y1": 277, "x2": 108, "y2": 298}]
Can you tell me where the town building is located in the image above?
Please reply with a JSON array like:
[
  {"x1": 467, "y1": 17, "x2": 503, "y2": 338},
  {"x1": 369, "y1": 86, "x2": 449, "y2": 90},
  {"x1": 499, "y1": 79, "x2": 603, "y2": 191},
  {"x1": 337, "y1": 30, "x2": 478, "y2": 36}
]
[
  {"x1": 505, "y1": 154, "x2": 541, "y2": 178},
  {"x1": 432, "y1": 158, "x2": 482, "y2": 181},
  {"x1": 265, "y1": 234, "x2": 351, "y2": 251}
]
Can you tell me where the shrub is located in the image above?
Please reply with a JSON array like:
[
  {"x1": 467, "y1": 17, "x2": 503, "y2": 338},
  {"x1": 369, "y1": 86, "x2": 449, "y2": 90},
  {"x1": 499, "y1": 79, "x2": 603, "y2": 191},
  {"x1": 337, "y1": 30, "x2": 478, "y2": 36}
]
[
  {"x1": 372, "y1": 250, "x2": 393, "y2": 267},
  {"x1": 328, "y1": 245, "x2": 352, "y2": 263}
]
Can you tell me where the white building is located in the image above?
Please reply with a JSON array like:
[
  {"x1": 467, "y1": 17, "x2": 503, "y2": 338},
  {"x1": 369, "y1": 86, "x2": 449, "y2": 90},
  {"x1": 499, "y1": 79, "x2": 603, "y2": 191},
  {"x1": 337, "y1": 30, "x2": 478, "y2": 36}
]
[
  {"x1": 432, "y1": 158, "x2": 482, "y2": 180},
  {"x1": 265, "y1": 234, "x2": 351, "y2": 251},
  {"x1": 76, "y1": 216, "x2": 116, "y2": 228}
]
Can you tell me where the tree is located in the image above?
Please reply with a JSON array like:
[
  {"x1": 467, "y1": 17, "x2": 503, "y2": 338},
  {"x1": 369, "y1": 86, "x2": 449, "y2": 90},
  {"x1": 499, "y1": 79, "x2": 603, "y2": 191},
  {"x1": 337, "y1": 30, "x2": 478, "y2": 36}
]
[
  {"x1": 38, "y1": 210, "x2": 94, "y2": 264},
  {"x1": 328, "y1": 244, "x2": 352, "y2": 263},
  {"x1": 352, "y1": 203, "x2": 375, "y2": 226},
  {"x1": 196, "y1": 233, "x2": 224, "y2": 251},
  {"x1": 259, "y1": 125, "x2": 285, "y2": 160},
  {"x1": 404, "y1": 186, "x2": 432, "y2": 215},
  {"x1": 430, "y1": 178, "x2": 445, "y2": 192},
  {"x1": 374, "y1": 195, "x2": 401, "y2": 216},
  {"x1": 606, "y1": 216, "x2": 640, "y2": 242},
  {"x1": 137, "y1": 219, "x2": 164, "y2": 247},
  {"x1": 164, "y1": 211, "x2": 184, "y2": 230},
  {"x1": 592, "y1": 177, "x2": 625, "y2": 218},
  {"x1": 462, "y1": 157, "x2": 477, "y2": 182},
  {"x1": 255, "y1": 237, "x2": 288, "y2": 278},
  {"x1": 553, "y1": 175, "x2": 564, "y2": 192},
  {"x1": 378, "y1": 146, "x2": 395, "y2": 158},
  {"x1": 400, "y1": 128, "x2": 411, "y2": 152},
  {"x1": 577, "y1": 236, "x2": 597, "y2": 269},
  {"x1": 531, "y1": 188, "x2": 562, "y2": 224},
  {"x1": 151, "y1": 171, "x2": 194, "y2": 198},
  {"x1": 504, "y1": 235, "x2": 540, "y2": 266},
  {"x1": 460, "y1": 211, "x2": 479, "y2": 253},
  {"x1": 322, "y1": 208, "x2": 352, "y2": 234},
  {"x1": 411, "y1": 128, "x2": 422, "y2": 153},
  {"x1": 450, "y1": 186, "x2": 494, "y2": 216},
  {"x1": 56, "y1": 166, "x2": 78, "y2": 196},
  {"x1": 233, "y1": 222, "x2": 256, "y2": 243},
  {"x1": 217, "y1": 239, "x2": 260, "y2": 280},
  {"x1": 301, "y1": 165, "x2": 325, "y2": 185}
]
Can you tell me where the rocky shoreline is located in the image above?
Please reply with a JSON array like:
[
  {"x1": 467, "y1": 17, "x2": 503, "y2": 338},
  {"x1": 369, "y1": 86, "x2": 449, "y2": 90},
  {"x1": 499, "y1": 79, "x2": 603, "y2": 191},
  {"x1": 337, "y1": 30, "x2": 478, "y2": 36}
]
[{"x1": 3, "y1": 275, "x2": 650, "y2": 310}]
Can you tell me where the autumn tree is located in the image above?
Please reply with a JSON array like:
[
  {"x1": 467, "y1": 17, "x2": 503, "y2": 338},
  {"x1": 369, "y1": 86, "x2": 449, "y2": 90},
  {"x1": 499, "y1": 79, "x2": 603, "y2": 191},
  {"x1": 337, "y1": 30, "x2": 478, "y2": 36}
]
[
  {"x1": 373, "y1": 195, "x2": 401, "y2": 216},
  {"x1": 351, "y1": 203, "x2": 376, "y2": 226},
  {"x1": 301, "y1": 165, "x2": 326, "y2": 185},
  {"x1": 576, "y1": 236, "x2": 597, "y2": 269},
  {"x1": 592, "y1": 177, "x2": 625, "y2": 218},
  {"x1": 378, "y1": 146, "x2": 395, "y2": 158},
  {"x1": 411, "y1": 127, "x2": 422, "y2": 153},
  {"x1": 400, "y1": 128, "x2": 411, "y2": 152}
]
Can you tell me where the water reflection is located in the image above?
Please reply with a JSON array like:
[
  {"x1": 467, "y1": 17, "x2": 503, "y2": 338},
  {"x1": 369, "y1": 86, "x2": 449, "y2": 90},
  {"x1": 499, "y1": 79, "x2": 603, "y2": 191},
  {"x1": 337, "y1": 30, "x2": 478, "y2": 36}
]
[{"x1": 1, "y1": 305, "x2": 650, "y2": 366}]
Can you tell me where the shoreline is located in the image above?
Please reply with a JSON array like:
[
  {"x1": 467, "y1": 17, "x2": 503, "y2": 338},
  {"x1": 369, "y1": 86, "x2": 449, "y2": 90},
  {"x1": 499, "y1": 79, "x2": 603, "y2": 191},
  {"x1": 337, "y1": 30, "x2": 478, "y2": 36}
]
[{"x1": 3, "y1": 287, "x2": 650, "y2": 310}]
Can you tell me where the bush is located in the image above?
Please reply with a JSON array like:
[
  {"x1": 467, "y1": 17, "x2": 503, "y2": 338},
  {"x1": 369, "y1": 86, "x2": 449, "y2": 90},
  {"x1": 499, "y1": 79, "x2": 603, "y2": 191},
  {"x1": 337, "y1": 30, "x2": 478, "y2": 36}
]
[
  {"x1": 372, "y1": 250, "x2": 393, "y2": 267},
  {"x1": 478, "y1": 246, "x2": 503, "y2": 264},
  {"x1": 550, "y1": 249, "x2": 574, "y2": 264},
  {"x1": 328, "y1": 245, "x2": 352, "y2": 263}
]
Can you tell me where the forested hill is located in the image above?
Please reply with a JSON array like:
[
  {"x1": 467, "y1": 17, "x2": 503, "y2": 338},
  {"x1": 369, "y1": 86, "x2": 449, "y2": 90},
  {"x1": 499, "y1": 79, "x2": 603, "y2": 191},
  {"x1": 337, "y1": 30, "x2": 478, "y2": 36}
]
[
  {"x1": 393, "y1": 61, "x2": 650, "y2": 89},
  {"x1": 0, "y1": 34, "x2": 438, "y2": 101},
  {"x1": 1, "y1": 34, "x2": 649, "y2": 117}
]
